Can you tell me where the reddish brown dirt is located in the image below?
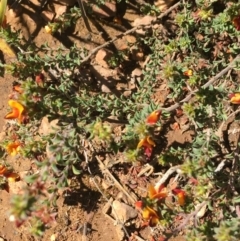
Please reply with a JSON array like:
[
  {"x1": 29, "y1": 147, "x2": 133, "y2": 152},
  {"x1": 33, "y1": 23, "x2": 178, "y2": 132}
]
[{"x1": 0, "y1": 75, "x2": 13, "y2": 131}]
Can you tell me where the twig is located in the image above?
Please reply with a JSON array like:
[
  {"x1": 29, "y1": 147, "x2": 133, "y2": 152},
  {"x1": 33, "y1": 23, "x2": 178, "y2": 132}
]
[
  {"x1": 95, "y1": 155, "x2": 137, "y2": 204},
  {"x1": 155, "y1": 165, "x2": 182, "y2": 190},
  {"x1": 214, "y1": 159, "x2": 227, "y2": 172},
  {"x1": 165, "y1": 190, "x2": 220, "y2": 240},
  {"x1": 134, "y1": 235, "x2": 146, "y2": 241},
  {"x1": 164, "y1": 200, "x2": 208, "y2": 241},
  {"x1": 171, "y1": 201, "x2": 208, "y2": 234},
  {"x1": 161, "y1": 54, "x2": 240, "y2": 113},
  {"x1": 80, "y1": 1, "x2": 181, "y2": 65},
  {"x1": 137, "y1": 163, "x2": 154, "y2": 177},
  {"x1": 90, "y1": 176, "x2": 131, "y2": 239},
  {"x1": 228, "y1": 130, "x2": 240, "y2": 193},
  {"x1": 77, "y1": 0, "x2": 93, "y2": 36}
]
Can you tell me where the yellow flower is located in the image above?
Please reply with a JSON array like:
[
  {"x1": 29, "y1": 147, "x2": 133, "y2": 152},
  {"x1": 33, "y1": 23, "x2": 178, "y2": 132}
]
[
  {"x1": 4, "y1": 100, "x2": 25, "y2": 123},
  {"x1": 45, "y1": 25, "x2": 52, "y2": 34},
  {"x1": 6, "y1": 142, "x2": 21, "y2": 156}
]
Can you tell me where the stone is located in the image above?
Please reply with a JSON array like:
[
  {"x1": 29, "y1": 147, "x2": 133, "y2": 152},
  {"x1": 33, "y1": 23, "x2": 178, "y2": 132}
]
[
  {"x1": 125, "y1": 35, "x2": 137, "y2": 44},
  {"x1": 101, "y1": 84, "x2": 111, "y2": 93},
  {"x1": 131, "y1": 49, "x2": 144, "y2": 61},
  {"x1": 132, "y1": 15, "x2": 156, "y2": 27},
  {"x1": 55, "y1": 5, "x2": 67, "y2": 19},
  {"x1": 95, "y1": 49, "x2": 113, "y2": 68},
  {"x1": 112, "y1": 200, "x2": 138, "y2": 223},
  {"x1": 131, "y1": 68, "x2": 142, "y2": 77},
  {"x1": 41, "y1": 10, "x2": 55, "y2": 22}
]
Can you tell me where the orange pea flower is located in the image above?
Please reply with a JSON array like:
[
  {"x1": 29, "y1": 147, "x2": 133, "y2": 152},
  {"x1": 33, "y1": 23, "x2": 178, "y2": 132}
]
[
  {"x1": 232, "y1": 16, "x2": 240, "y2": 31},
  {"x1": 6, "y1": 142, "x2": 21, "y2": 156},
  {"x1": 148, "y1": 184, "x2": 168, "y2": 200},
  {"x1": 137, "y1": 136, "x2": 156, "y2": 158},
  {"x1": 4, "y1": 100, "x2": 25, "y2": 123},
  {"x1": 13, "y1": 84, "x2": 23, "y2": 94},
  {"x1": 0, "y1": 164, "x2": 20, "y2": 183},
  {"x1": 172, "y1": 188, "x2": 186, "y2": 206},
  {"x1": 0, "y1": 165, "x2": 7, "y2": 175},
  {"x1": 229, "y1": 93, "x2": 240, "y2": 104},
  {"x1": 183, "y1": 69, "x2": 193, "y2": 77},
  {"x1": 135, "y1": 201, "x2": 143, "y2": 209},
  {"x1": 142, "y1": 206, "x2": 160, "y2": 227},
  {"x1": 4, "y1": 172, "x2": 20, "y2": 182},
  {"x1": 146, "y1": 110, "x2": 161, "y2": 125}
]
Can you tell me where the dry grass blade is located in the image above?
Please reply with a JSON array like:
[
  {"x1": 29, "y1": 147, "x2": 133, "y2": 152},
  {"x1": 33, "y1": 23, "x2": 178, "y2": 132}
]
[
  {"x1": 95, "y1": 155, "x2": 137, "y2": 205},
  {"x1": 0, "y1": 0, "x2": 7, "y2": 26}
]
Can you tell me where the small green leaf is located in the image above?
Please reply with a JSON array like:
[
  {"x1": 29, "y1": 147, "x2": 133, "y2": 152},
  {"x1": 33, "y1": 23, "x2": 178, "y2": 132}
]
[{"x1": 72, "y1": 165, "x2": 81, "y2": 175}]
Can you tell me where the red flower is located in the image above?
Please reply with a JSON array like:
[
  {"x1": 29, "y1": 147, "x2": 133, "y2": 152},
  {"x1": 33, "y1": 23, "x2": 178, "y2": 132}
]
[
  {"x1": 35, "y1": 73, "x2": 44, "y2": 87},
  {"x1": 229, "y1": 93, "x2": 240, "y2": 104},
  {"x1": 232, "y1": 16, "x2": 240, "y2": 31},
  {"x1": 146, "y1": 110, "x2": 161, "y2": 125},
  {"x1": 172, "y1": 188, "x2": 186, "y2": 206}
]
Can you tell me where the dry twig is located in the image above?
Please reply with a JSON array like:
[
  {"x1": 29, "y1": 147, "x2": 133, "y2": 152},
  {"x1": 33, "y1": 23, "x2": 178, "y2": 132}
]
[
  {"x1": 95, "y1": 155, "x2": 137, "y2": 204},
  {"x1": 80, "y1": 1, "x2": 181, "y2": 65},
  {"x1": 155, "y1": 165, "x2": 182, "y2": 190},
  {"x1": 161, "y1": 54, "x2": 240, "y2": 113}
]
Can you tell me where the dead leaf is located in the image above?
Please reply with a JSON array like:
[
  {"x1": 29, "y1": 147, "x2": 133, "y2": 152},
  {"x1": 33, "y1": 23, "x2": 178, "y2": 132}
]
[
  {"x1": 171, "y1": 122, "x2": 180, "y2": 130},
  {"x1": 38, "y1": 116, "x2": 59, "y2": 136},
  {"x1": 196, "y1": 203, "x2": 208, "y2": 218}
]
